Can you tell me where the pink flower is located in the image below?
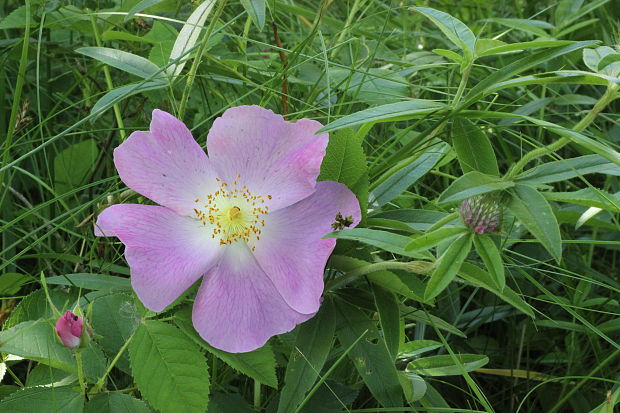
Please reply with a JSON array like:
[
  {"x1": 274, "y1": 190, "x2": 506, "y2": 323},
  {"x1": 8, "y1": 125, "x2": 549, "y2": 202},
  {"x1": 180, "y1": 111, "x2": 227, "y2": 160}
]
[
  {"x1": 55, "y1": 310, "x2": 88, "y2": 349},
  {"x1": 95, "y1": 106, "x2": 360, "y2": 353}
]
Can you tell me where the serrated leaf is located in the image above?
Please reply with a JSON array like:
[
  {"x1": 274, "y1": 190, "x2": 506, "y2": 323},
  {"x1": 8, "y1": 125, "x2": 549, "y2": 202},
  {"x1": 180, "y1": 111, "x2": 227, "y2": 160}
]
[
  {"x1": 0, "y1": 5, "x2": 29, "y2": 29},
  {"x1": 424, "y1": 232, "x2": 473, "y2": 300},
  {"x1": 319, "y1": 128, "x2": 367, "y2": 193},
  {"x1": 438, "y1": 171, "x2": 514, "y2": 204},
  {"x1": 76, "y1": 47, "x2": 164, "y2": 80},
  {"x1": 174, "y1": 309, "x2": 277, "y2": 388},
  {"x1": 335, "y1": 300, "x2": 402, "y2": 407},
  {"x1": 452, "y1": 118, "x2": 499, "y2": 176},
  {"x1": 473, "y1": 235, "x2": 505, "y2": 291},
  {"x1": 168, "y1": 0, "x2": 217, "y2": 77},
  {"x1": 0, "y1": 386, "x2": 83, "y2": 413},
  {"x1": 508, "y1": 184, "x2": 562, "y2": 263},
  {"x1": 412, "y1": 7, "x2": 476, "y2": 61},
  {"x1": 406, "y1": 354, "x2": 488, "y2": 376},
  {"x1": 85, "y1": 392, "x2": 154, "y2": 413},
  {"x1": 129, "y1": 321, "x2": 210, "y2": 413},
  {"x1": 277, "y1": 302, "x2": 335, "y2": 413}
]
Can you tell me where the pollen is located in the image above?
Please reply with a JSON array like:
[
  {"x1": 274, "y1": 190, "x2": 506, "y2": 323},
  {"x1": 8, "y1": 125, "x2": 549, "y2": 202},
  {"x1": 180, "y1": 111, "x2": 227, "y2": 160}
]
[{"x1": 193, "y1": 175, "x2": 271, "y2": 246}]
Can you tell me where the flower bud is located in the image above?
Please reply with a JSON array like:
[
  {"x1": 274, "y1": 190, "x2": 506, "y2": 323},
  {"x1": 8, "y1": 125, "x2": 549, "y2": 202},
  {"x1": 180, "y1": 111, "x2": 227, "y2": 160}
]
[
  {"x1": 55, "y1": 310, "x2": 91, "y2": 349},
  {"x1": 460, "y1": 195, "x2": 502, "y2": 234}
]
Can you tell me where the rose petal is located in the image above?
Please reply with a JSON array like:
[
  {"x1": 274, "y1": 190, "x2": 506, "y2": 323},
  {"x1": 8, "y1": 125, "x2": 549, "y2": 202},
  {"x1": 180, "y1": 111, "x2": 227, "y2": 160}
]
[
  {"x1": 95, "y1": 204, "x2": 221, "y2": 312},
  {"x1": 114, "y1": 110, "x2": 218, "y2": 216},
  {"x1": 206, "y1": 106, "x2": 328, "y2": 211},
  {"x1": 250, "y1": 181, "x2": 361, "y2": 314},
  {"x1": 192, "y1": 242, "x2": 313, "y2": 353}
]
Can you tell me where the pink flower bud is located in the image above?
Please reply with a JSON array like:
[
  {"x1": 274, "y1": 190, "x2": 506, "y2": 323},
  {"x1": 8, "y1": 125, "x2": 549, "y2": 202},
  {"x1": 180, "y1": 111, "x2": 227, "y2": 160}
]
[
  {"x1": 460, "y1": 195, "x2": 503, "y2": 235},
  {"x1": 55, "y1": 310, "x2": 89, "y2": 349}
]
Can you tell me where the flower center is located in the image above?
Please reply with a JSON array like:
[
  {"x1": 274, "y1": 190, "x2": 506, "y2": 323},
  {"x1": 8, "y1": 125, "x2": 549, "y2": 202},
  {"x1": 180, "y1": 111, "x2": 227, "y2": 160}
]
[{"x1": 193, "y1": 175, "x2": 270, "y2": 250}]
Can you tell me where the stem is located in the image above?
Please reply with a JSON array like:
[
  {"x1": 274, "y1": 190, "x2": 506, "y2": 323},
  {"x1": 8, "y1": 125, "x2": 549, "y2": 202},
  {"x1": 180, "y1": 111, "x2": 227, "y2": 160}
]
[
  {"x1": 92, "y1": 332, "x2": 134, "y2": 393},
  {"x1": 325, "y1": 261, "x2": 432, "y2": 290},
  {"x1": 452, "y1": 64, "x2": 472, "y2": 105},
  {"x1": 75, "y1": 351, "x2": 87, "y2": 395},
  {"x1": 178, "y1": 0, "x2": 227, "y2": 119},
  {"x1": 329, "y1": 0, "x2": 364, "y2": 60},
  {"x1": 89, "y1": 14, "x2": 126, "y2": 141},
  {"x1": 253, "y1": 380, "x2": 261, "y2": 410},
  {"x1": 507, "y1": 84, "x2": 618, "y2": 178}
]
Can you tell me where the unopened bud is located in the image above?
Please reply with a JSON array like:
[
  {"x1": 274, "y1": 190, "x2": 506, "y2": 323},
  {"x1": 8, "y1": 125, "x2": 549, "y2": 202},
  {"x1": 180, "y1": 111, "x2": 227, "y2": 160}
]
[
  {"x1": 55, "y1": 310, "x2": 91, "y2": 349},
  {"x1": 460, "y1": 195, "x2": 502, "y2": 234}
]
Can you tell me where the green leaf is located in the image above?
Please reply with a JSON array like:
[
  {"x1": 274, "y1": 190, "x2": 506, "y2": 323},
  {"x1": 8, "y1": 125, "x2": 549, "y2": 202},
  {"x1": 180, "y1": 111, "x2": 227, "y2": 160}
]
[
  {"x1": 476, "y1": 40, "x2": 575, "y2": 57},
  {"x1": 240, "y1": 0, "x2": 266, "y2": 29},
  {"x1": 5, "y1": 289, "x2": 73, "y2": 330},
  {"x1": 129, "y1": 321, "x2": 210, "y2": 413},
  {"x1": 334, "y1": 300, "x2": 402, "y2": 407},
  {"x1": 54, "y1": 139, "x2": 100, "y2": 194},
  {"x1": 0, "y1": 5, "x2": 30, "y2": 29},
  {"x1": 174, "y1": 309, "x2": 277, "y2": 388},
  {"x1": 432, "y1": 49, "x2": 463, "y2": 64},
  {"x1": 76, "y1": 47, "x2": 164, "y2": 80},
  {"x1": 488, "y1": 18, "x2": 553, "y2": 37},
  {"x1": 406, "y1": 354, "x2": 488, "y2": 376},
  {"x1": 424, "y1": 232, "x2": 473, "y2": 300},
  {"x1": 458, "y1": 263, "x2": 534, "y2": 317},
  {"x1": 91, "y1": 293, "x2": 139, "y2": 373},
  {"x1": 398, "y1": 340, "x2": 443, "y2": 358},
  {"x1": 125, "y1": 0, "x2": 167, "y2": 22},
  {"x1": 318, "y1": 99, "x2": 446, "y2": 133},
  {"x1": 543, "y1": 188, "x2": 620, "y2": 212},
  {"x1": 0, "y1": 273, "x2": 28, "y2": 296},
  {"x1": 402, "y1": 308, "x2": 467, "y2": 338},
  {"x1": 330, "y1": 68, "x2": 409, "y2": 104},
  {"x1": 168, "y1": 0, "x2": 217, "y2": 77},
  {"x1": 90, "y1": 81, "x2": 166, "y2": 118},
  {"x1": 516, "y1": 154, "x2": 620, "y2": 184},
  {"x1": 406, "y1": 227, "x2": 467, "y2": 252},
  {"x1": 462, "y1": 41, "x2": 597, "y2": 107},
  {"x1": 438, "y1": 171, "x2": 514, "y2": 204},
  {"x1": 0, "y1": 386, "x2": 83, "y2": 413},
  {"x1": 371, "y1": 284, "x2": 400, "y2": 360},
  {"x1": 370, "y1": 141, "x2": 449, "y2": 207},
  {"x1": 473, "y1": 235, "x2": 505, "y2": 291},
  {"x1": 583, "y1": 46, "x2": 617, "y2": 72},
  {"x1": 398, "y1": 371, "x2": 427, "y2": 402},
  {"x1": 277, "y1": 303, "x2": 335, "y2": 413},
  {"x1": 325, "y1": 228, "x2": 431, "y2": 259},
  {"x1": 452, "y1": 118, "x2": 499, "y2": 176},
  {"x1": 46, "y1": 274, "x2": 130, "y2": 290},
  {"x1": 318, "y1": 128, "x2": 367, "y2": 191},
  {"x1": 0, "y1": 320, "x2": 75, "y2": 373},
  {"x1": 521, "y1": 116, "x2": 620, "y2": 167},
  {"x1": 85, "y1": 393, "x2": 154, "y2": 413},
  {"x1": 508, "y1": 184, "x2": 562, "y2": 262},
  {"x1": 412, "y1": 7, "x2": 476, "y2": 61}
]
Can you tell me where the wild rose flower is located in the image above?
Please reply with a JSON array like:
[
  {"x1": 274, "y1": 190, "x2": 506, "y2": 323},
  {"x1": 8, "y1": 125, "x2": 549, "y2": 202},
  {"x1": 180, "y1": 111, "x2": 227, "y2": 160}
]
[
  {"x1": 95, "y1": 106, "x2": 360, "y2": 353},
  {"x1": 55, "y1": 310, "x2": 90, "y2": 349},
  {"x1": 460, "y1": 194, "x2": 502, "y2": 234}
]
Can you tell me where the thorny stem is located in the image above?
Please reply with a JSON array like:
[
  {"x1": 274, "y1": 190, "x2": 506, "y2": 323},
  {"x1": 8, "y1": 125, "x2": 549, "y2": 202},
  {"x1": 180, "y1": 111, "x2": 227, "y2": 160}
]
[
  {"x1": 507, "y1": 84, "x2": 619, "y2": 179},
  {"x1": 326, "y1": 261, "x2": 433, "y2": 290}
]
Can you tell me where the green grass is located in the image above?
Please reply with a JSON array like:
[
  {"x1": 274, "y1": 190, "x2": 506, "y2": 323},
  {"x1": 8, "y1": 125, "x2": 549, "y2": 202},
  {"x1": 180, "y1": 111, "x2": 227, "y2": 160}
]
[{"x1": 1, "y1": 0, "x2": 620, "y2": 412}]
